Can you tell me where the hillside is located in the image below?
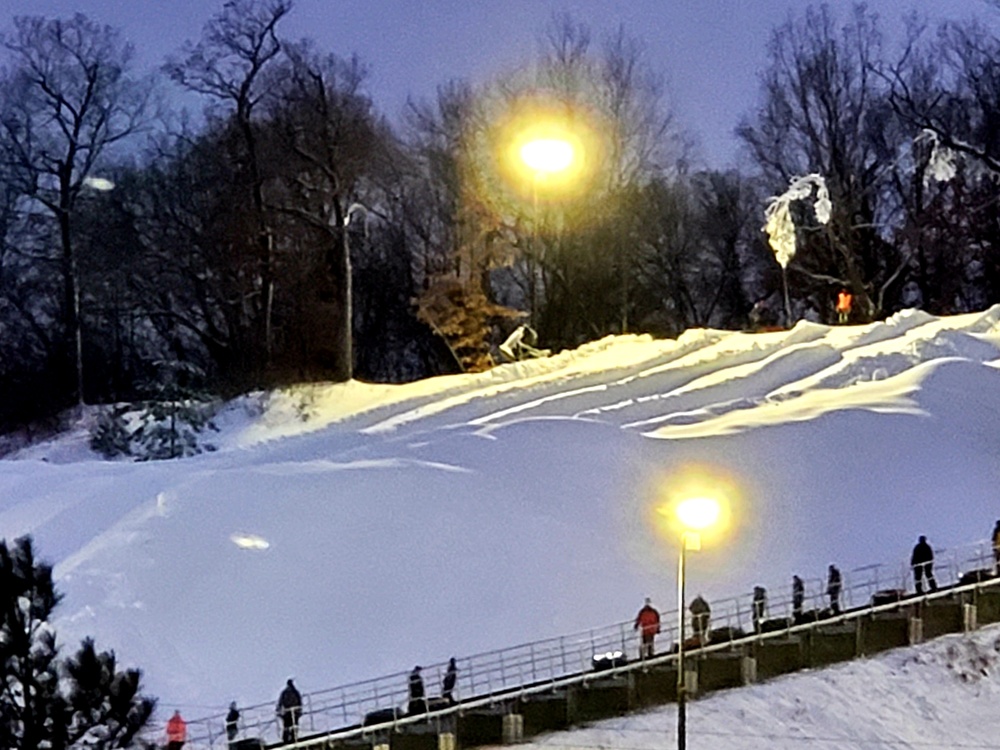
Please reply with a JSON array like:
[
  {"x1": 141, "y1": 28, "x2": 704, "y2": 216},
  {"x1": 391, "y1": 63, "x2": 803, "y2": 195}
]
[
  {"x1": 3, "y1": 306, "x2": 1000, "y2": 720},
  {"x1": 515, "y1": 624, "x2": 1000, "y2": 750}
]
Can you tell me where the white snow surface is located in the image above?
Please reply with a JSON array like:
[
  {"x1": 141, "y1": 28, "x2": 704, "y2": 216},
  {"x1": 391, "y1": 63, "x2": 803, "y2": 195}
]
[
  {"x1": 5, "y1": 307, "x2": 1000, "y2": 746},
  {"x1": 520, "y1": 625, "x2": 1000, "y2": 750}
]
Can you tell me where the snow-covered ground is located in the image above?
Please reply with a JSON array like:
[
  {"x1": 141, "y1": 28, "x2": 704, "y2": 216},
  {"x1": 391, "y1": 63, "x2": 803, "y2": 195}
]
[
  {"x1": 4, "y1": 307, "x2": 1000, "y2": 745},
  {"x1": 517, "y1": 624, "x2": 1000, "y2": 750}
]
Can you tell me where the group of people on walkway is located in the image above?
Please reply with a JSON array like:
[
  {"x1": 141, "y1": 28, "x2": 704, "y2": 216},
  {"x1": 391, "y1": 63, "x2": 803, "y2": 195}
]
[
  {"x1": 181, "y1": 660, "x2": 460, "y2": 749},
  {"x1": 630, "y1": 532, "x2": 978, "y2": 660},
  {"x1": 169, "y1": 526, "x2": 1000, "y2": 748}
]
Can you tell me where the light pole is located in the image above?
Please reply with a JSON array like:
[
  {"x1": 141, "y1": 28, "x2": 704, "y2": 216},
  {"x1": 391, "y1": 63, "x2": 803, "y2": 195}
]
[
  {"x1": 517, "y1": 137, "x2": 575, "y2": 327},
  {"x1": 674, "y1": 496, "x2": 721, "y2": 750},
  {"x1": 67, "y1": 175, "x2": 115, "y2": 408}
]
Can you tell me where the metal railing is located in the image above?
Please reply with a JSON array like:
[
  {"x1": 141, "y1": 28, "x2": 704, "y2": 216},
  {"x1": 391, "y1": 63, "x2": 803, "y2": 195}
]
[{"x1": 164, "y1": 538, "x2": 998, "y2": 749}]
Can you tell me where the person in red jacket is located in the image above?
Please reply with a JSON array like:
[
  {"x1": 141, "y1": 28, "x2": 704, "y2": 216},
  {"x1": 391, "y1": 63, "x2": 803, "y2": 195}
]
[
  {"x1": 166, "y1": 710, "x2": 187, "y2": 750},
  {"x1": 633, "y1": 597, "x2": 661, "y2": 659}
]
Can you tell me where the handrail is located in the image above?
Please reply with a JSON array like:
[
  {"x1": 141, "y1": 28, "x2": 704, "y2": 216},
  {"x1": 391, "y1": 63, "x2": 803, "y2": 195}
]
[{"x1": 167, "y1": 538, "x2": 998, "y2": 749}]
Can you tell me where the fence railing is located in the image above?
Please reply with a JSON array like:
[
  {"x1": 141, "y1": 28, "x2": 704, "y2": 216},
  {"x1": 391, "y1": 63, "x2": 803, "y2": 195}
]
[{"x1": 165, "y1": 538, "x2": 998, "y2": 749}]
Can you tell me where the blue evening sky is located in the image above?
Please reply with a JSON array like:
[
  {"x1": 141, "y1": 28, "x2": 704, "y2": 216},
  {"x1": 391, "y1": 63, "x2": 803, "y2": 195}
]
[{"x1": 2, "y1": 0, "x2": 995, "y2": 167}]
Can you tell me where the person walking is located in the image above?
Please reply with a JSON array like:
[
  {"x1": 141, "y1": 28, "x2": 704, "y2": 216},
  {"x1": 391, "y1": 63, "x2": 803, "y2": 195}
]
[
  {"x1": 792, "y1": 575, "x2": 805, "y2": 622},
  {"x1": 689, "y1": 595, "x2": 711, "y2": 644},
  {"x1": 752, "y1": 586, "x2": 767, "y2": 632},
  {"x1": 442, "y1": 658, "x2": 458, "y2": 705},
  {"x1": 911, "y1": 535, "x2": 938, "y2": 594},
  {"x1": 276, "y1": 678, "x2": 302, "y2": 744},
  {"x1": 408, "y1": 665, "x2": 426, "y2": 715},
  {"x1": 225, "y1": 702, "x2": 240, "y2": 748},
  {"x1": 633, "y1": 597, "x2": 661, "y2": 659},
  {"x1": 992, "y1": 520, "x2": 1000, "y2": 574},
  {"x1": 827, "y1": 565, "x2": 843, "y2": 615},
  {"x1": 166, "y1": 710, "x2": 187, "y2": 750}
]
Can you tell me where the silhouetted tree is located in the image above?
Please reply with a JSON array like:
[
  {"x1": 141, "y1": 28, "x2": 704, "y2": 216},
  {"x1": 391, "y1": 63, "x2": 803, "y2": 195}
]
[
  {"x1": 0, "y1": 535, "x2": 155, "y2": 749},
  {"x1": 737, "y1": 4, "x2": 903, "y2": 322},
  {"x1": 165, "y1": 0, "x2": 292, "y2": 372},
  {"x1": 0, "y1": 14, "x2": 152, "y2": 405}
]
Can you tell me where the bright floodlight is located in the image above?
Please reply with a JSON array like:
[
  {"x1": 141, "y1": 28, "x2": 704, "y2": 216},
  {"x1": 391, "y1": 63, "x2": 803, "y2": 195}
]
[
  {"x1": 520, "y1": 138, "x2": 575, "y2": 174},
  {"x1": 83, "y1": 176, "x2": 115, "y2": 191},
  {"x1": 230, "y1": 532, "x2": 270, "y2": 550},
  {"x1": 676, "y1": 496, "x2": 721, "y2": 531}
]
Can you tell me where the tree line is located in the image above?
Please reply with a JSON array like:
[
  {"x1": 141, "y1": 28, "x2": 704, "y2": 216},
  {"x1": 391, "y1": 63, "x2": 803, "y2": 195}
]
[{"x1": 2, "y1": 1, "x2": 1000, "y2": 436}]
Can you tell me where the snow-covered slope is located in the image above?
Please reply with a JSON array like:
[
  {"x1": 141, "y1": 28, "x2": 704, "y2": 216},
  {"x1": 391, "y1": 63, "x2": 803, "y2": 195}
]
[
  {"x1": 516, "y1": 624, "x2": 1000, "y2": 750},
  {"x1": 3, "y1": 307, "x2": 1000, "y2": 721}
]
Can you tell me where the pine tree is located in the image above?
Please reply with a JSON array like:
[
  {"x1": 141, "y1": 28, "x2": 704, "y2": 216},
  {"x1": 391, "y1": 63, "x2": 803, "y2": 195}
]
[
  {"x1": 132, "y1": 361, "x2": 218, "y2": 461},
  {"x1": 0, "y1": 536, "x2": 155, "y2": 749}
]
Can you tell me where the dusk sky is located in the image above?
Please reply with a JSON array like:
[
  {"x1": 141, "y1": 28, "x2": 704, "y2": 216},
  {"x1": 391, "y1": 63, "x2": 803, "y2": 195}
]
[{"x1": 2, "y1": 0, "x2": 996, "y2": 166}]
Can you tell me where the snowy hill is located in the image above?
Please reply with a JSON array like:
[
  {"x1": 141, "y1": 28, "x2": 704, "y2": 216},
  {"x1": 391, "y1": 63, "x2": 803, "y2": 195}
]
[
  {"x1": 517, "y1": 624, "x2": 1000, "y2": 750},
  {"x1": 3, "y1": 306, "x2": 1000, "y2": 725}
]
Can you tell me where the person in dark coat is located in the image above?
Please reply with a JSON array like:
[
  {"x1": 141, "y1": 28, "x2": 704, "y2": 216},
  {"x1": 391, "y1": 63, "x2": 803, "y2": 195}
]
[
  {"x1": 442, "y1": 658, "x2": 458, "y2": 705},
  {"x1": 225, "y1": 702, "x2": 240, "y2": 747},
  {"x1": 276, "y1": 679, "x2": 302, "y2": 744},
  {"x1": 689, "y1": 595, "x2": 711, "y2": 643},
  {"x1": 633, "y1": 597, "x2": 661, "y2": 658},
  {"x1": 992, "y1": 521, "x2": 1000, "y2": 573},
  {"x1": 911, "y1": 535, "x2": 938, "y2": 594},
  {"x1": 792, "y1": 575, "x2": 805, "y2": 622},
  {"x1": 408, "y1": 666, "x2": 426, "y2": 715},
  {"x1": 752, "y1": 586, "x2": 767, "y2": 632},
  {"x1": 827, "y1": 565, "x2": 842, "y2": 614}
]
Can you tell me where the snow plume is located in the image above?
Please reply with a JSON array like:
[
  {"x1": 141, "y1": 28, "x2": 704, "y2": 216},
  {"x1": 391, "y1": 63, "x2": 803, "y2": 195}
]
[
  {"x1": 918, "y1": 129, "x2": 957, "y2": 184},
  {"x1": 763, "y1": 174, "x2": 830, "y2": 268}
]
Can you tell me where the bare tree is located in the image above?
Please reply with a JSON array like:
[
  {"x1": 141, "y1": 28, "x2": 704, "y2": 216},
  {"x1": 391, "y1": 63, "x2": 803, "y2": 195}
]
[
  {"x1": 737, "y1": 4, "x2": 902, "y2": 321},
  {"x1": 264, "y1": 41, "x2": 391, "y2": 380},
  {"x1": 164, "y1": 0, "x2": 292, "y2": 368},
  {"x1": 881, "y1": 16, "x2": 1000, "y2": 313},
  {"x1": 0, "y1": 14, "x2": 151, "y2": 405}
]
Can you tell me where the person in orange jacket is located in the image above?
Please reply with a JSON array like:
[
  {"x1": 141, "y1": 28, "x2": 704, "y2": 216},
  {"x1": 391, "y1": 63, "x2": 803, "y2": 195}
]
[
  {"x1": 633, "y1": 597, "x2": 661, "y2": 659},
  {"x1": 166, "y1": 710, "x2": 187, "y2": 750},
  {"x1": 836, "y1": 289, "x2": 853, "y2": 324}
]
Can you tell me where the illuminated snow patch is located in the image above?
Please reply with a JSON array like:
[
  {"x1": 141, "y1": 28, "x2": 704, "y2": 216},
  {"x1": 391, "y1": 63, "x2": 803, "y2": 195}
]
[{"x1": 230, "y1": 533, "x2": 270, "y2": 550}]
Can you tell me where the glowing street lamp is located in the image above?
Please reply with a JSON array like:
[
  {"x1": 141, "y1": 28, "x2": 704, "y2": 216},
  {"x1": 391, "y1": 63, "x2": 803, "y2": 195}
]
[
  {"x1": 520, "y1": 138, "x2": 575, "y2": 175},
  {"x1": 674, "y1": 495, "x2": 721, "y2": 750}
]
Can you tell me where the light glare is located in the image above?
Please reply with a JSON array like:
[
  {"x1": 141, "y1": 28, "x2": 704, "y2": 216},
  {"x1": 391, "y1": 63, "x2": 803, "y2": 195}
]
[
  {"x1": 83, "y1": 176, "x2": 115, "y2": 191},
  {"x1": 676, "y1": 496, "x2": 721, "y2": 531},
  {"x1": 520, "y1": 139, "x2": 574, "y2": 174},
  {"x1": 231, "y1": 532, "x2": 270, "y2": 550}
]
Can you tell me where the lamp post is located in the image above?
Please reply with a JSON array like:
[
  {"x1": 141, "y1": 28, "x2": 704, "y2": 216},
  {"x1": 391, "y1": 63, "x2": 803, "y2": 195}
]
[
  {"x1": 66, "y1": 174, "x2": 115, "y2": 408},
  {"x1": 518, "y1": 137, "x2": 575, "y2": 327},
  {"x1": 674, "y1": 496, "x2": 721, "y2": 750}
]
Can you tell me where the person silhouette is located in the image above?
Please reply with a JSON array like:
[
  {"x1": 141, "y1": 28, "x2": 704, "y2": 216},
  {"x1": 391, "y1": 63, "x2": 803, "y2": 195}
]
[
  {"x1": 752, "y1": 586, "x2": 767, "y2": 632},
  {"x1": 442, "y1": 658, "x2": 458, "y2": 705},
  {"x1": 408, "y1": 666, "x2": 426, "y2": 715},
  {"x1": 225, "y1": 702, "x2": 239, "y2": 748},
  {"x1": 276, "y1": 679, "x2": 302, "y2": 744},
  {"x1": 827, "y1": 565, "x2": 842, "y2": 615},
  {"x1": 792, "y1": 575, "x2": 805, "y2": 622},
  {"x1": 992, "y1": 520, "x2": 1000, "y2": 574},
  {"x1": 689, "y1": 595, "x2": 711, "y2": 643},
  {"x1": 911, "y1": 535, "x2": 938, "y2": 594}
]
